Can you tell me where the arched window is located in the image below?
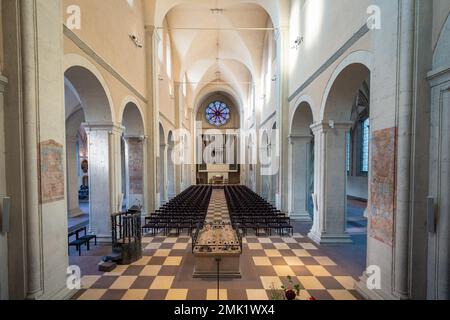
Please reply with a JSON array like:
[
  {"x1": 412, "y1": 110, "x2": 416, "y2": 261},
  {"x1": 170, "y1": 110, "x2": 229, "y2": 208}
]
[
  {"x1": 346, "y1": 131, "x2": 351, "y2": 174},
  {"x1": 182, "y1": 73, "x2": 187, "y2": 97},
  {"x1": 205, "y1": 101, "x2": 230, "y2": 127},
  {"x1": 166, "y1": 36, "x2": 172, "y2": 79},
  {"x1": 360, "y1": 118, "x2": 370, "y2": 173}
]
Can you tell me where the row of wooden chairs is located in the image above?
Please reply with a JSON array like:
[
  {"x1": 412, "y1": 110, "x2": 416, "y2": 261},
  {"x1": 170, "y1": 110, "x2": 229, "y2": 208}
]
[
  {"x1": 225, "y1": 186, "x2": 294, "y2": 236},
  {"x1": 142, "y1": 186, "x2": 212, "y2": 236}
]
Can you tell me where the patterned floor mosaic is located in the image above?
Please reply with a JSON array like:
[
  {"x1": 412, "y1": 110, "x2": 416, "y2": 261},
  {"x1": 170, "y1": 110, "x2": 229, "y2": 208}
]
[
  {"x1": 73, "y1": 190, "x2": 363, "y2": 301},
  {"x1": 205, "y1": 189, "x2": 231, "y2": 223}
]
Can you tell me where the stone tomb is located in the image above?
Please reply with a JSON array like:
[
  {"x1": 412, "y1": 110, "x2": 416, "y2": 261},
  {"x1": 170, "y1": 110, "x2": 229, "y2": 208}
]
[{"x1": 192, "y1": 223, "x2": 242, "y2": 278}]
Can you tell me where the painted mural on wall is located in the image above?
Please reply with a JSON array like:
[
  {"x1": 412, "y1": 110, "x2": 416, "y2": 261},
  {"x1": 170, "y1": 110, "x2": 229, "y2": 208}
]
[
  {"x1": 128, "y1": 139, "x2": 143, "y2": 194},
  {"x1": 39, "y1": 140, "x2": 65, "y2": 204},
  {"x1": 369, "y1": 127, "x2": 396, "y2": 246}
]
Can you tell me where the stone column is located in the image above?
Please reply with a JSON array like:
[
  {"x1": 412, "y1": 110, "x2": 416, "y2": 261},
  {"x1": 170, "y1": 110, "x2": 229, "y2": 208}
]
[
  {"x1": 21, "y1": 0, "x2": 43, "y2": 298},
  {"x1": 141, "y1": 136, "x2": 148, "y2": 215},
  {"x1": 278, "y1": 18, "x2": 292, "y2": 214},
  {"x1": 288, "y1": 135, "x2": 313, "y2": 222},
  {"x1": 143, "y1": 19, "x2": 157, "y2": 214},
  {"x1": 167, "y1": 144, "x2": 175, "y2": 199},
  {"x1": 393, "y1": 0, "x2": 416, "y2": 300},
  {"x1": 84, "y1": 123, "x2": 122, "y2": 241},
  {"x1": 268, "y1": 142, "x2": 275, "y2": 205},
  {"x1": 0, "y1": 74, "x2": 9, "y2": 299},
  {"x1": 159, "y1": 143, "x2": 168, "y2": 204},
  {"x1": 110, "y1": 125, "x2": 124, "y2": 213},
  {"x1": 308, "y1": 121, "x2": 353, "y2": 244},
  {"x1": 125, "y1": 136, "x2": 145, "y2": 209},
  {"x1": 66, "y1": 135, "x2": 82, "y2": 217}
]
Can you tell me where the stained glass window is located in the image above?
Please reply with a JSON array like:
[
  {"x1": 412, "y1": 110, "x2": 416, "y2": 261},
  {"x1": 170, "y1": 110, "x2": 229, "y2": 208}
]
[
  {"x1": 361, "y1": 118, "x2": 370, "y2": 173},
  {"x1": 205, "y1": 101, "x2": 230, "y2": 127}
]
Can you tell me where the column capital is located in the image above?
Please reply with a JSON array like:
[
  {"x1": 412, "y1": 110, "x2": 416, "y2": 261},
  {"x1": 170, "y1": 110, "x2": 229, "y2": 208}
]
[
  {"x1": 288, "y1": 134, "x2": 312, "y2": 145},
  {"x1": 124, "y1": 135, "x2": 146, "y2": 143},
  {"x1": 310, "y1": 121, "x2": 353, "y2": 134},
  {"x1": 82, "y1": 122, "x2": 125, "y2": 135}
]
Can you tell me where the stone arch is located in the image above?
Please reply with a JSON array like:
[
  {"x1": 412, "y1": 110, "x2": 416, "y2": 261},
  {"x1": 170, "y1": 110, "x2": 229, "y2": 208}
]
[
  {"x1": 64, "y1": 54, "x2": 115, "y2": 123},
  {"x1": 194, "y1": 85, "x2": 244, "y2": 117},
  {"x1": 121, "y1": 102, "x2": 145, "y2": 137},
  {"x1": 63, "y1": 54, "x2": 118, "y2": 241},
  {"x1": 290, "y1": 95, "x2": 316, "y2": 133},
  {"x1": 121, "y1": 102, "x2": 145, "y2": 210},
  {"x1": 320, "y1": 51, "x2": 373, "y2": 122},
  {"x1": 119, "y1": 96, "x2": 146, "y2": 135},
  {"x1": 155, "y1": 0, "x2": 279, "y2": 31},
  {"x1": 289, "y1": 100, "x2": 314, "y2": 221},
  {"x1": 309, "y1": 52, "x2": 372, "y2": 245}
]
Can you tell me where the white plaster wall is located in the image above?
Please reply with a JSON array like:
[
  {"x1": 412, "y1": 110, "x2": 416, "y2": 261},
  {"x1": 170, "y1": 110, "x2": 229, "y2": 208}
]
[
  {"x1": 37, "y1": 0, "x2": 70, "y2": 299},
  {"x1": 157, "y1": 19, "x2": 177, "y2": 127},
  {"x1": 260, "y1": 20, "x2": 278, "y2": 124},
  {"x1": 62, "y1": 0, "x2": 147, "y2": 96},
  {"x1": 289, "y1": 0, "x2": 372, "y2": 95},
  {"x1": 288, "y1": 41, "x2": 371, "y2": 122},
  {"x1": 364, "y1": 0, "x2": 400, "y2": 299}
]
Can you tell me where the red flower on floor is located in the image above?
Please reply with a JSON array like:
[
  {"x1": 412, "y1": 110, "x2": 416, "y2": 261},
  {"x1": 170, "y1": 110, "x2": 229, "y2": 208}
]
[{"x1": 309, "y1": 297, "x2": 317, "y2": 301}]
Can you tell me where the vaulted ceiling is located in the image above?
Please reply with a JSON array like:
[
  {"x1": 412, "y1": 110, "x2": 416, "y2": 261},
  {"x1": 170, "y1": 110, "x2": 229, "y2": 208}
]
[{"x1": 156, "y1": 0, "x2": 277, "y2": 112}]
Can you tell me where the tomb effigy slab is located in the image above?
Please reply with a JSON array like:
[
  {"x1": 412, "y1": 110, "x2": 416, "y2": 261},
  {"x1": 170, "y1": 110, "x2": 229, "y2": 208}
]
[{"x1": 192, "y1": 223, "x2": 242, "y2": 278}]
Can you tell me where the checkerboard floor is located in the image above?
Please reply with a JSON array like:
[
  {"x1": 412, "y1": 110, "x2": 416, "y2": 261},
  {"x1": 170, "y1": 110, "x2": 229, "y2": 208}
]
[
  {"x1": 205, "y1": 189, "x2": 231, "y2": 223},
  {"x1": 73, "y1": 190, "x2": 363, "y2": 301}
]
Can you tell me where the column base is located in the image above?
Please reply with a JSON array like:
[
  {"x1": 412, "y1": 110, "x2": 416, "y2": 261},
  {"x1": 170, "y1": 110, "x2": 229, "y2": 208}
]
[
  {"x1": 40, "y1": 286, "x2": 79, "y2": 301},
  {"x1": 289, "y1": 211, "x2": 312, "y2": 222},
  {"x1": 355, "y1": 274, "x2": 399, "y2": 300},
  {"x1": 308, "y1": 230, "x2": 353, "y2": 245}
]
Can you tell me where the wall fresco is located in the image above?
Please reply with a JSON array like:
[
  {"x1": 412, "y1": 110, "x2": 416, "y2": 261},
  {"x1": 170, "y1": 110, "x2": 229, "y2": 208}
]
[
  {"x1": 128, "y1": 138, "x2": 143, "y2": 194},
  {"x1": 40, "y1": 140, "x2": 65, "y2": 204},
  {"x1": 369, "y1": 127, "x2": 397, "y2": 246}
]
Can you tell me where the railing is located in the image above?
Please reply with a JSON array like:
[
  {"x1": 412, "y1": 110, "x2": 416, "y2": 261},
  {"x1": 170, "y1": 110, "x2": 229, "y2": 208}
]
[{"x1": 111, "y1": 209, "x2": 142, "y2": 264}]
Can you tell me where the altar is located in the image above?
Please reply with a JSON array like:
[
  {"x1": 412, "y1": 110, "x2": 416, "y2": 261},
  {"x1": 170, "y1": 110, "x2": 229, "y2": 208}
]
[{"x1": 192, "y1": 223, "x2": 242, "y2": 278}]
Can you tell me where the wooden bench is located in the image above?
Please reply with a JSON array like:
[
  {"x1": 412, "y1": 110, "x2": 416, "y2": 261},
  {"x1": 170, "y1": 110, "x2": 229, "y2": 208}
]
[
  {"x1": 68, "y1": 238, "x2": 87, "y2": 256},
  {"x1": 68, "y1": 227, "x2": 97, "y2": 256}
]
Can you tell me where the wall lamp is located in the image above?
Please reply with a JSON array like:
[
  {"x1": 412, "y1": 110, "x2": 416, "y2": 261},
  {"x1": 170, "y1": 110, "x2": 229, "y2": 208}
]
[
  {"x1": 129, "y1": 34, "x2": 143, "y2": 48},
  {"x1": 292, "y1": 36, "x2": 303, "y2": 50}
]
